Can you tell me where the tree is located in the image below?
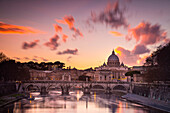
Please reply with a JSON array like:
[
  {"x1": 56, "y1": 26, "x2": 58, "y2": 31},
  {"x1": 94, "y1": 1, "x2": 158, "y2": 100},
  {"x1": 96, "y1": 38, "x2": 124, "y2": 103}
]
[
  {"x1": 0, "y1": 56, "x2": 30, "y2": 81},
  {"x1": 144, "y1": 42, "x2": 170, "y2": 82},
  {"x1": 125, "y1": 71, "x2": 141, "y2": 77},
  {"x1": 54, "y1": 61, "x2": 65, "y2": 69},
  {"x1": 78, "y1": 75, "x2": 91, "y2": 81},
  {"x1": 0, "y1": 52, "x2": 9, "y2": 62}
]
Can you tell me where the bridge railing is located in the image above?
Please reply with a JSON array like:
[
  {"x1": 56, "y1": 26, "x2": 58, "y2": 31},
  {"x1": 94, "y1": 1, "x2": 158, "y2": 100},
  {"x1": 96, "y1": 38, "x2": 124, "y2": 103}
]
[{"x1": 21, "y1": 80, "x2": 130, "y2": 84}]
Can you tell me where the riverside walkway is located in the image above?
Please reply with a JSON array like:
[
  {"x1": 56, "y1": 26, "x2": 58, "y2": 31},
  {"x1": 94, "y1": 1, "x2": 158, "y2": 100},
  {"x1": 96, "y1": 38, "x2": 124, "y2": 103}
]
[{"x1": 122, "y1": 93, "x2": 170, "y2": 112}]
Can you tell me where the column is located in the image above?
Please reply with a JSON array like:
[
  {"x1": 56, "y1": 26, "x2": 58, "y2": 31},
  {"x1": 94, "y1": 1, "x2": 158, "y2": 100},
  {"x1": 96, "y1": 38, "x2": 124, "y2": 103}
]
[
  {"x1": 69, "y1": 74, "x2": 71, "y2": 81},
  {"x1": 62, "y1": 74, "x2": 65, "y2": 81}
]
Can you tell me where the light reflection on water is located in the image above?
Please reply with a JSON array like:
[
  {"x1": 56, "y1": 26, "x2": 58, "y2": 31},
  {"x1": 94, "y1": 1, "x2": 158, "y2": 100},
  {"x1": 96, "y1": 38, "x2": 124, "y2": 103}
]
[{"x1": 0, "y1": 90, "x2": 164, "y2": 113}]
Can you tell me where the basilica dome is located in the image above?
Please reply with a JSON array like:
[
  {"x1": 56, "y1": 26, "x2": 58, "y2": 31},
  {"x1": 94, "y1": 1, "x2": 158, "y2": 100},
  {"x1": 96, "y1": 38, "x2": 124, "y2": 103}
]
[{"x1": 107, "y1": 50, "x2": 120, "y2": 67}]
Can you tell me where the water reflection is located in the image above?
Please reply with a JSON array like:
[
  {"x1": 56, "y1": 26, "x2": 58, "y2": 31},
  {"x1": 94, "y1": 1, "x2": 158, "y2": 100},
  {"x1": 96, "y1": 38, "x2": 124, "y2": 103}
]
[{"x1": 0, "y1": 90, "x2": 165, "y2": 113}]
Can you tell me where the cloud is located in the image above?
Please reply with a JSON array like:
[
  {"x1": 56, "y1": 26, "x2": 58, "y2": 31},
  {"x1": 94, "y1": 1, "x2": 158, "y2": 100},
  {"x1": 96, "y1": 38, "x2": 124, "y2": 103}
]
[
  {"x1": 71, "y1": 27, "x2": 83, "y2": 38},
  {"x1": 67, "y1": 56, "x2": 72, "y2": 62},
  {"x1": 54, "y1": 24, "x2": 62, "y2": 33},
  {"x1": 132, "y1": 44, "x2": 150, "y2": 54},
  {"x1": 88, "y1": 1, "x2": 128, "y2": 29},
  {"x1": 137, "y1": 55, "x2": 148, "y2": 65},
  {"x1": 62, "y1": 34, "x2": 68, "y2": 43},
  {"x1": 24, "y1": 57, "x2": 30, "y2": 60},
  {"x1": 115, "y1": 46, "x2": 150, "y2": 66},
  {"x1": 57, "y1": 48, "x2": 78, "y2": 55},
  {"x1": 13, "y1": 57, "x2": 21, "y2": 60},
  {"x1": 53, "y1": 24, "x2": 69, "y2": 42},
  {"x1": 32, "y1": 58, "x2": 38, "y2": 62},
  {"x1": 109, "y1": 31, "x2": 124, "y2": 37},
  {"x1": 56, "y1": 19, "x2": 66, "y2": 24},
  {"x1": 0, "y1": 21, "x2": 41, "y2": 34},
  {"x1": 33, "y1": 56, "x2": 48, "y2": 61},
  {"x1": 56, "y1": 15, "x2": 83, "y2": 38},
  {"x1": 12, "y1": 56, "x2": 48, "y2": 62},
  {"x1": 63, "y1": 16, "x2": 74, "y2": 29},
  {"x1": 41, "y1": 57, "x2": 48, "y2": 61},
  {"x1": 44, "y1": 35, "x2": 60, "y2": 50},
  {"x1": 115, "y1": 47, "x2": 140, "y2": 66},
  {"x1": 22, "y1": 40, "x2": 39, "y2": 49},
  {"x1": 126, "y1": 21, "x2": 167, "y2": 45}
]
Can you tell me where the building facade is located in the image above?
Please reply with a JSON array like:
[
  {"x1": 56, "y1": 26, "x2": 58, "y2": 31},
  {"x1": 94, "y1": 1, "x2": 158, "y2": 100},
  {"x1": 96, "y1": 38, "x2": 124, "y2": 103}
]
[{"x1": 94, "y1": 50, "x2": 130, "y2": 82}]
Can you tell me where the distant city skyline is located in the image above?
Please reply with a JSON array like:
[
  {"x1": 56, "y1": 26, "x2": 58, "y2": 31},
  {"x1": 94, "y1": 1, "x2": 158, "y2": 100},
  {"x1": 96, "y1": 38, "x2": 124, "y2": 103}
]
[{"x1": 0, "y1": 0, "x2": 170, "y2": 69}]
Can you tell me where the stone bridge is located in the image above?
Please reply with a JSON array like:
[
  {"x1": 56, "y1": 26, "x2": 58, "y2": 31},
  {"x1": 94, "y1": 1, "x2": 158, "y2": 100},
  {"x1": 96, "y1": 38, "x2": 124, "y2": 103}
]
[{"x1": 19, "y1": 80, "x2": 131, "y2": 95}]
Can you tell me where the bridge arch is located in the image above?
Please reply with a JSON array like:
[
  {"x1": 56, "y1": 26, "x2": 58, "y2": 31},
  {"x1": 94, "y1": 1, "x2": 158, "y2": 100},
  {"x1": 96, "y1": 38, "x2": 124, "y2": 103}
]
[
  {"x1": 25, "y1": 84, "x2": 40, "y2": 92},
  {"x1": 92, "y1": 85, "x2": 105, "y2": 90},
  {"x1": 113, "y1": 85, "x2": 127, "y2": 91},
  {"x1": 46, "y1": 84, "x2": 61, "y2": 92},
  {"x1": 69, "y1": 84, "x2": 83, "y2": 90}
]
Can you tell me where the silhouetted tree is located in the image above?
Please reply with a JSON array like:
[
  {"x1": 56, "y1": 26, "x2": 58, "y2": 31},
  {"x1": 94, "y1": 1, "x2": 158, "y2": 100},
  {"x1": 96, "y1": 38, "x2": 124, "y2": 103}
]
[
  {"x1": 0, "y1": 53, "x2": 30, "y2": 81},
  {"x1": 78, "y1": 75, "x2": 91, "y2": 81},
  {"x1": 144, "y1": 42, "x2": 170, "y2": 82},
  {"x1": 0, "y1": 52, "x2": 9, "y2": 62}
]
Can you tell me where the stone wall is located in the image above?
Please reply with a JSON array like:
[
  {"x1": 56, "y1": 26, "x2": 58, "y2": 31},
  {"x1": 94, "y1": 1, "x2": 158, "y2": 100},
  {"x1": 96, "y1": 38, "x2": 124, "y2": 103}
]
[
  {"x1": 0, "y1": 82, "x2": 16, "y2": 96},
  {"x1": 132, "y1": 83, "x2": 170, "y2": 102}
]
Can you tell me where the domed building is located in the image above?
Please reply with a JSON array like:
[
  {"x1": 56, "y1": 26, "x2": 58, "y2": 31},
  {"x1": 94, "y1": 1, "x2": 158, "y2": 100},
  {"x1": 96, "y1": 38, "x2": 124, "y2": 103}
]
[
  {"x1": 94, "y1": 50, "x2": 129, "y2": 82},
  {"x1": 107, "y1": 50, "x2": 120, "y2": 67}
]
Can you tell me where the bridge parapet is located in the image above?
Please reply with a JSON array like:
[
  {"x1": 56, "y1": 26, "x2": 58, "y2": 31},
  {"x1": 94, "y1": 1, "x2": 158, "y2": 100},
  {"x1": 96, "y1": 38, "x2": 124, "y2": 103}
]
[
  {"x1": 22, "y1": 80, "x2": 130, "y2": 84},
  {"x1": 21, "y1": 80, "x2": 131, "y2": 95}
]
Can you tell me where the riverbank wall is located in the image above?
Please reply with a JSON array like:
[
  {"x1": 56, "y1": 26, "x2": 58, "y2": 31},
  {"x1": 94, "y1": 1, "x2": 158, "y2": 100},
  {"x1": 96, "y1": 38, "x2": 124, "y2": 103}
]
[
  {"x1": 132, "y1": 83, "x2": 170, "y2": 102},
  {"x1": 122, "y1": 93, "x2": 170, "y2": 112},
  {"x1": 0, "y1": 82, "x2": 17, "y2": 97}
]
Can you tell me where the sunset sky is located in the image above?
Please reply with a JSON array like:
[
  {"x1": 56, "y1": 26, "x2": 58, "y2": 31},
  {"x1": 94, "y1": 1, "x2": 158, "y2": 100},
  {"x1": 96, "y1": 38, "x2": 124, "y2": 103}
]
[{"x1": 0, "y1": 0, "x2": 170, "y2": 69}]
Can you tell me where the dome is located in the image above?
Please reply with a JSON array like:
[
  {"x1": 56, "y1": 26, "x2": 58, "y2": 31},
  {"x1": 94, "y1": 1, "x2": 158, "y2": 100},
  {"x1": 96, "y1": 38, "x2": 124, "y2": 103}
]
[
  {"x1": 108, "y1": 50, "x2": 119, "y2": 62},
  {"x1": 107, "y1": 50, "x2": 120, "y2": 67}
]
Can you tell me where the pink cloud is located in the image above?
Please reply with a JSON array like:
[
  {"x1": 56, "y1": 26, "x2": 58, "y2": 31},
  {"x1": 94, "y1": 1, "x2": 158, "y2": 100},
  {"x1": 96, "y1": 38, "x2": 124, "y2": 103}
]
[
  {"x1": 109, "y1": 31, "x2": 124, "y2": 37},
  {"x1": 132, "y1": 44, "x2": 150, "y2": 54},
  {"x1": 62, "y1": 34, "x2": 68, "y2": 43},
  {"x1": 22, "y1": 40, "x2": 39, "y2": 49},
  {"x1": 0, "y1": 21, "x2": 42, "y2": 34},
  {"x1": 126, "y1": 21, "x2": 167, "y2": 45},
  {"x1": 88, "y1": 1, "x2": 128, "y2": 29},
  {"x1": 54, "y1": 24, "x2": 62, "y2": 33},
  {"x1": 44, "y1": 35, "x2": 60, "y2": 50},
  {"x1": 56, "y1": 15, "x2": 83, "y2": 38},
  {"x1": 115, "y1": 47, "x2": 141, "y2": 66},
  {"x1": 13, "y1": 57, "x2": 21, "y2": 60},
  {"x1": 57, "y1": 48, "x2": 78, "y2": 55},
  {"x1": 67, "y1": 56, "x2": 72, "y2": 62}
]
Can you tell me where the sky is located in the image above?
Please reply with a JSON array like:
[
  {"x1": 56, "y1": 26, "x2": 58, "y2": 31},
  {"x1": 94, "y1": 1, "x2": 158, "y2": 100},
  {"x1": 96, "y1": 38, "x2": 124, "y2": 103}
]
[{"x1": 0, "y1": 0, "x2": 170, "y2": 69}]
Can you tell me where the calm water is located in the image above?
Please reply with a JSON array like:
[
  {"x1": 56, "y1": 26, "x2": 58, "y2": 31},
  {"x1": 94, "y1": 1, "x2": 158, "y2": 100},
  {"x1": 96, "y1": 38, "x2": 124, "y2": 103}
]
[{"x1": 0, "y1": 90, "x2": 166, "y2": 113}]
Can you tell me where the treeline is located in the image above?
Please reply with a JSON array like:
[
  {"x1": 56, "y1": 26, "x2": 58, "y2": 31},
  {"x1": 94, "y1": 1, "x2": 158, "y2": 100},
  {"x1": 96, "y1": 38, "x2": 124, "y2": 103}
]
[
  {"x1": 0, "y1": 52, "x2": 65, "y2": 81},
  {"x1": 143, "y1": 42, "x2": 170, "y2": 82},
  {"x1": 0, "y1": 59, "x2": 30, "y2": 81},
  {"x1": 25, "y1": 61, "x2": 65, "y2": 70}
]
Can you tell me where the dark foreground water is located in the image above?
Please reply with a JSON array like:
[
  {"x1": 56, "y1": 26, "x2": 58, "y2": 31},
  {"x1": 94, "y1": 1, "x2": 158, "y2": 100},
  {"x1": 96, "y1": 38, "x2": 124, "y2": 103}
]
[{"x1": 0, "y1": 90, "x2": 166, "y2": 113}]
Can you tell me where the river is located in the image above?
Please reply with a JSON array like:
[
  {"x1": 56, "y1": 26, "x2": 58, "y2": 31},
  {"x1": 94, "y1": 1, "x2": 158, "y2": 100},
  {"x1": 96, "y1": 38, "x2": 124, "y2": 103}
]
[{"x1": 0, "y1": 90, "x2": 166, "y2": 113}]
